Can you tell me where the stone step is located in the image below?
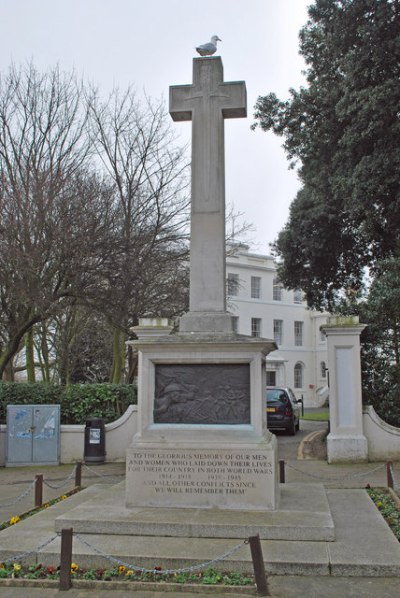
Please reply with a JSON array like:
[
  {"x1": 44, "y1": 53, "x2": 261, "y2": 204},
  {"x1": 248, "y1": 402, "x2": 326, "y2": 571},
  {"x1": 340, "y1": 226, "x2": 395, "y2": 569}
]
[
  {"x1": 55, "y1": 482, "x2": 335, "y2": 542},
  {"x1": 2, "y1": 483, "x2": 400, "y2": 578}
]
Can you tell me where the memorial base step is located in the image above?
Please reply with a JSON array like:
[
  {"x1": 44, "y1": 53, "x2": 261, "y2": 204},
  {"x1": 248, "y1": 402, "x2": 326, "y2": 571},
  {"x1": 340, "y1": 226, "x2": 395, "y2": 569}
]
[{"x1": 55, "y1": 481, "x2": 335, "y2": 542}]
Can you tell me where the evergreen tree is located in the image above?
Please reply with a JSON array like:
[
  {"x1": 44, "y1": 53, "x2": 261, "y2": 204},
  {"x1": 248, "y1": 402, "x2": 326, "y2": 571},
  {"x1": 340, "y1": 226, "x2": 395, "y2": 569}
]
[{"x1": 253, "y1": 0, "x2": 400, "y2": 310}]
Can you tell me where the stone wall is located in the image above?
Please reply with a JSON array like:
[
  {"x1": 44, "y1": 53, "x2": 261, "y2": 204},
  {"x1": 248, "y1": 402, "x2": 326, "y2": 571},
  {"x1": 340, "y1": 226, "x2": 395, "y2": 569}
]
[{"x1": 363, "y1": 405, "x2": 400, "y2": 461}]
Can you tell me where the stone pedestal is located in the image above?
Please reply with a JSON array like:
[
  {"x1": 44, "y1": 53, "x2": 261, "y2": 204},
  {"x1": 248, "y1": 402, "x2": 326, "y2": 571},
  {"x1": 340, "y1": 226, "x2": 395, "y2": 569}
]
[
  {"x1": 321, "y1": 317, "x2": 368, "y2": 463},
  {"x1": 126, "y1": 330, "x2": 279, "y2": 510}
]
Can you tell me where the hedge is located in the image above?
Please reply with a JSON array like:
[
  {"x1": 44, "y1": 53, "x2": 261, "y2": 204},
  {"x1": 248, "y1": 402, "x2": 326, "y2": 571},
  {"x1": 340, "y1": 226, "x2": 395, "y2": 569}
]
[{"x1": 0, "y1": 383, "x2": 137, "y2": 425}]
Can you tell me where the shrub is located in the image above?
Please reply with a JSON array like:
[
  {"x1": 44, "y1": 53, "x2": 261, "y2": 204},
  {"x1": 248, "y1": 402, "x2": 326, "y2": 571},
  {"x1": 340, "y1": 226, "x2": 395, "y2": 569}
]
[{"x1": 0, "y1": 382, "x2": 137, "y2": 424}]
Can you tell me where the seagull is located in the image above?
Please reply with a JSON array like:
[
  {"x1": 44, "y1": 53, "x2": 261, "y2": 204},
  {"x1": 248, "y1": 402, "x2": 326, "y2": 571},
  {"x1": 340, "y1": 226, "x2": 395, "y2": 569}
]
[{"x1": 195, "y1": 35, "x2": 221, "y2": 56}]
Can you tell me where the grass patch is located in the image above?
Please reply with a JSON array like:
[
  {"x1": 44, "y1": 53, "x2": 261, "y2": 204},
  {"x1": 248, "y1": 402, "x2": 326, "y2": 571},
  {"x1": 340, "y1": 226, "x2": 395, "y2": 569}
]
[
  {"x1": 367, "y1": 487, "x2": 400, "y2": 541},
  {"x1": 301, "y1": 411, "x2": 330, "y2": 422}
]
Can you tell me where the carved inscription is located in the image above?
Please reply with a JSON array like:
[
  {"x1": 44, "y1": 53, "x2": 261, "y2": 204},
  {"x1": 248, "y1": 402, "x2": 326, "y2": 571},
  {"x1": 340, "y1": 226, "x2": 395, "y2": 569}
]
[
  {"x1": 127, "y1": 450, "x2": 273, "y2": 497},
  {"x1": 154, "y1": 364, "x2": 250, "y2": 424}
]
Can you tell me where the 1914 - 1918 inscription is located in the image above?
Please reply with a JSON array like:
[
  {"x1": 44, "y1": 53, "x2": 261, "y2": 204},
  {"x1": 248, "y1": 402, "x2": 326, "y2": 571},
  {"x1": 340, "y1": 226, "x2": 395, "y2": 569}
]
[
  {"x1": 154, "y1": 364, "x2": 250, "y2": 424},
  {"x1": 128, "y1": 450, "x2": 273, "y2": 498}
]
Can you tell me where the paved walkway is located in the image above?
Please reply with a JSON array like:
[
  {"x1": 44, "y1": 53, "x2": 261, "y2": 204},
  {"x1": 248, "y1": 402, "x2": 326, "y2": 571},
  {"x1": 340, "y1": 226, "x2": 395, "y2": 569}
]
[
  {"x1": 0, "y1": 576, "x2": 399, "y2": 597},
  {"x1": 0, "y1": 462, "x2": 125, "y2": 524}
]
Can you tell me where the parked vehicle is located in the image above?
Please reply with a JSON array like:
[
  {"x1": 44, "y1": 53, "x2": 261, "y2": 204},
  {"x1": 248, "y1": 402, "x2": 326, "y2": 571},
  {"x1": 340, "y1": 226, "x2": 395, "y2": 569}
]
[{"x1": 266, "y1": 387, "x2": 301, "y2": 435}]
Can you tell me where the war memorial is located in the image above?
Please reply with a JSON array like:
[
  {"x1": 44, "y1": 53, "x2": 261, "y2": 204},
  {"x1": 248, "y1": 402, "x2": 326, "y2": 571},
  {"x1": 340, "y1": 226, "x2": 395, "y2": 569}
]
[
  {"x1": 126, "y1": 55, "x2": 279, "y2": 512},
  {"x1": 1, "y1": 54, "x2": 400, "y2": 589}
]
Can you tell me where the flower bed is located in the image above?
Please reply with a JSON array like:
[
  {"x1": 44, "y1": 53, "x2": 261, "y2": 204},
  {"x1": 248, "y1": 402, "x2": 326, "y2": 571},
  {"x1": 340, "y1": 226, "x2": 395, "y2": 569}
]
[
  {"x1": 367, "y1": 487, "x2": 400, "y2": 541},
  {"x1": 0, "y1": 563, "x2": 254, "y2": 587}
]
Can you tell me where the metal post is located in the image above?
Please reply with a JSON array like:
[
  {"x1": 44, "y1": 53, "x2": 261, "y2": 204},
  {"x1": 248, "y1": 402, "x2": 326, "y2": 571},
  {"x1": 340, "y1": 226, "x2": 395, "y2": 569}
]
[
  {"x1": 248, "y1": 534, "x2": 269, "y2": 596},
  {"x1": 75, "y1": 461, "x2": 82, "y2": 488},
  {"x1": 59, "y1": 528, "x2": 73, "y2": 591},
  {"x1": 34, "y1": 474, "x2": 43, "y2": 508},
  {"x1": 279, "y1": 460, "x2": 285, "y2": 484},
  {"x1": 387, "y1": 461, "x2": 394, "y2": 489}
]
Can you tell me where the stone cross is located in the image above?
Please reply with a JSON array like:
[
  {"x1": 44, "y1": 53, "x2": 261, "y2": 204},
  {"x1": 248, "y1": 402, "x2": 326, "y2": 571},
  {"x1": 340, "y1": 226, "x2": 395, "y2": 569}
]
[{"x1": 170, "y1": 57, "x2": 246, "y2": 333}]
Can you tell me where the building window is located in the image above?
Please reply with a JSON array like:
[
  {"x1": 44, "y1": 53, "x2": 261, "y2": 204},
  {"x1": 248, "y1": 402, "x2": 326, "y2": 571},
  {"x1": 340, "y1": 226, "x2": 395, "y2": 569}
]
[
  {"x1": 321, "y1": 361, "x2": 327, "y2": 379},
  {"x1": 273, "y1": 319, "x2": 283, "y2": 345},
  {"x1": 293, "y1": 289, "x2": 302, "y2": 304},
  {"x1": 294, "y1": 363, "x2": 304, "y2": 389},
  {"x1": 227, "y1": 273, "x2": 239, "y2": 296},
  {"x1": 251, "y1": 276, "x2": 261, "y2": 299},
  {"x1": 267, "y1": 371, "x2": 276, "y2": 386},
  {"x1": 273, "y1": 277, "x2": 283, "y2": 301},
  {"x1": 294, "y1": 321, "x2": 303, "y2": 346},
  {"x1": 251, "y1": 318, "x2": 261, "y2": 338},
  {"x1": 232, "y1": 316, "x2": 239, "y2": 333},
  {"x1": 320, "y1": 329, "x2": 326, "y2": 342}
]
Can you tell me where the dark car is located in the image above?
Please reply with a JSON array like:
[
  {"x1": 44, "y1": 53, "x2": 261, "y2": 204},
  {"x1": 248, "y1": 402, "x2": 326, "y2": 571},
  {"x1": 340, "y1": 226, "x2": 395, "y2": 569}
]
[{"x1": 266, "y1": 387, "x2": 301, "y2": 435}]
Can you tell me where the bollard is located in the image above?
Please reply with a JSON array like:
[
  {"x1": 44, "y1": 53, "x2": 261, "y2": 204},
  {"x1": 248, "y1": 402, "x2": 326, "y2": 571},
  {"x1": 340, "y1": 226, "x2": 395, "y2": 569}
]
[
  {"x1": 387, "y1": 461, "x2": 394, "y2": 489},
  {"x1": 59, "y1": 528, "x2": 73, "y2": 591},
  {"x1": 279, "y1": 460, "x2": 285, "y2": 484},
  {"x1": 34, "y1": 474, "x2": 43, "y2": 508},
  {"x1": 75, "y1": 461, "x2": 82, "y2": 488},
  {"x1": 248, "y1": 534, "x2": 269, "y2": 596}
]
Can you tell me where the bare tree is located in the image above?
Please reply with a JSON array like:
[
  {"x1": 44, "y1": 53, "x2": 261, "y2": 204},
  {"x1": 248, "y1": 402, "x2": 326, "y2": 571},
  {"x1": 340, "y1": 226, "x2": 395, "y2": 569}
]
[
  {"x1": 88, "y1": 88, "x2": 190, "y2": 381},
  {"x1": 0, "y1": 63, "x2": 117, "y2": 379}
]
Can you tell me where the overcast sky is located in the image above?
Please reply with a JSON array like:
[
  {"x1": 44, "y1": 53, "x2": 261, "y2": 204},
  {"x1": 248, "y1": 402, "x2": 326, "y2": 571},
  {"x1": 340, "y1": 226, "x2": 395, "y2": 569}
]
[{"x1": 0, "y1": 0, "x2": 311, "y2": 253}]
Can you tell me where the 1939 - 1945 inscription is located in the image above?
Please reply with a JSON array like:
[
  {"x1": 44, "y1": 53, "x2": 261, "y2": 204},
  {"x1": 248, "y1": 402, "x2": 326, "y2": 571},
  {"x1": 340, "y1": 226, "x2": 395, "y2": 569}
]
[{"x1": 154, "y1": 364, "x2": 250, "y2": 424}]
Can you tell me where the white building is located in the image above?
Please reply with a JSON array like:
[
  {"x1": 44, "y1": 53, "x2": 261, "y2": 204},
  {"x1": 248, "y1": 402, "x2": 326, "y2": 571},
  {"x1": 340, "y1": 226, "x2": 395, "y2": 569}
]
[{"x1": 226, "y1": 244, "x2": 329, "y2": 407}]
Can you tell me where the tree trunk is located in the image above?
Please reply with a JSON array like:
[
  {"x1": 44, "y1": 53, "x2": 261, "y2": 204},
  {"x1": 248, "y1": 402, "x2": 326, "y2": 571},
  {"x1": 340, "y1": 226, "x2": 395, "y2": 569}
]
[
  {"x1": 126, "y1": 344, "x2": 138, "y2": 383},
  {"x1": 40, "y1": 323, "x2": 51, "y2": 383},
  {"x1": 25, "y1": 327, "x2": 36, "y2": 383},
  {"x1": 111, "y1": 328, "x2": 125, "y2": 383}
]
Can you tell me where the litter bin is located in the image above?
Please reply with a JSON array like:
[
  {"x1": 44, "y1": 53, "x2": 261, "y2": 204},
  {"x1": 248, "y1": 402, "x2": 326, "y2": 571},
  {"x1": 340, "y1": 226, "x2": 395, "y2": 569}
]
[{"x1": 84, "y1": 417, "x2": 106, "y2": 464}]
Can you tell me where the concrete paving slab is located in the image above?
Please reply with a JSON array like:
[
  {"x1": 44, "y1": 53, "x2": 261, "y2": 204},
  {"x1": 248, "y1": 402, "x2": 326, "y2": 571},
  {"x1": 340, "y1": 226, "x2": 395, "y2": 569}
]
[
  {"x1": 0, "y1": 485, "x2": 104, "y2": 562},
  {"x1": 326, "y1": 489, "x2": 400, "y2": 576},
  {"x1": 55, "y1": 482, "x2": 335, "y2": 542},
  {"x1": 269, "y1": 575, "x2": 400, "y2": 597},
  {"x1": 0, "y1": 463, "x2": 125, "y2": 523},
  {"x1": 1, "y1": 577, "x2": 400, "y2": 597}
]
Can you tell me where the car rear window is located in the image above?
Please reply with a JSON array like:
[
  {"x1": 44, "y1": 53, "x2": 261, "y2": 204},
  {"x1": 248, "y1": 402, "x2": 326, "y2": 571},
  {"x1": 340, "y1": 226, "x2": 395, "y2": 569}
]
[{"x1": 266, "y1": 390, "x2": 287, "y2": 403}]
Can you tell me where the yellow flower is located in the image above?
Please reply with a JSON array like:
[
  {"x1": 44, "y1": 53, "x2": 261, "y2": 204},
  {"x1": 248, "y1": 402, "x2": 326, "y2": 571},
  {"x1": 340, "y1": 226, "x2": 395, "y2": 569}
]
[
  {"x1": 126, "y1": 570, "x2": 134, "y2": 576},
  {"x1": 61, "y1": 495, "x2": 68, "y2": 500},
  {"x1": 71, "y1": 562, "x2": 79, "y2": 573},
  {"x1": 0, "y1": 564, "x2": 4, "y2": 569},
  {"x1": 43, "y1": 503, "x2": 50, "y2": 509},
  {"x1": 118, "y1": 565, "x2": 126, "y2": 573},
  {"x1": 9, "y1": 516, "x2": 20, "y2": 525},
  {"x1": 13, "y1": 564, "x2": 21, "y2": 571}
]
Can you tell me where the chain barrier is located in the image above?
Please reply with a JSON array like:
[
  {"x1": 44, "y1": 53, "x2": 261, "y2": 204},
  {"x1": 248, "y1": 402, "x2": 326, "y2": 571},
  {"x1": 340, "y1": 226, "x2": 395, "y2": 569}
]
[
  {"x1": 285, "y1": 461, "x2": 385, "y2": 482},
  {"x1": 0, "y1": 480, "x2": 35, "y2": 509},
  {"x1": 43, "y1": 465, "x2": 77, "y2": 490},
  {"x1": 1, "y1": 534, "x2": 59, "y2": 565},
  {"x1": 82, "y1": 463, "x2": 124, "y2": 484},
  {"x1": 75, "y1": 533, "x2": 246, "y2": 575}
]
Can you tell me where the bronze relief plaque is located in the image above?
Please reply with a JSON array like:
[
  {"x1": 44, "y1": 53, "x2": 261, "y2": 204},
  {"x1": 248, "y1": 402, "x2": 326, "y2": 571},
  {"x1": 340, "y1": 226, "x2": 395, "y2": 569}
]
[{"x1": 154, "y1": 363, "x2": 250, "y2": 425}]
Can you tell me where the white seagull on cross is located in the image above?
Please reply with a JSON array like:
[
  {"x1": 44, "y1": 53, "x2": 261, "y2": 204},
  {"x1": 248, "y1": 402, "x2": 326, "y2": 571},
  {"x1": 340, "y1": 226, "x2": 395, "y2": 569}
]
[{"x1": 196, "y1": 35, "x2": 221, "y2": 56}]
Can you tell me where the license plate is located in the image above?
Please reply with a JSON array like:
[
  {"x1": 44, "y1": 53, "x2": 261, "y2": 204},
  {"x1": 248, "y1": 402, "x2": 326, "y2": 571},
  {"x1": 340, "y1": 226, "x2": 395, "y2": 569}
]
[{"x1": 267, "y1": 407, "x2": 276, "y2": 413}]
